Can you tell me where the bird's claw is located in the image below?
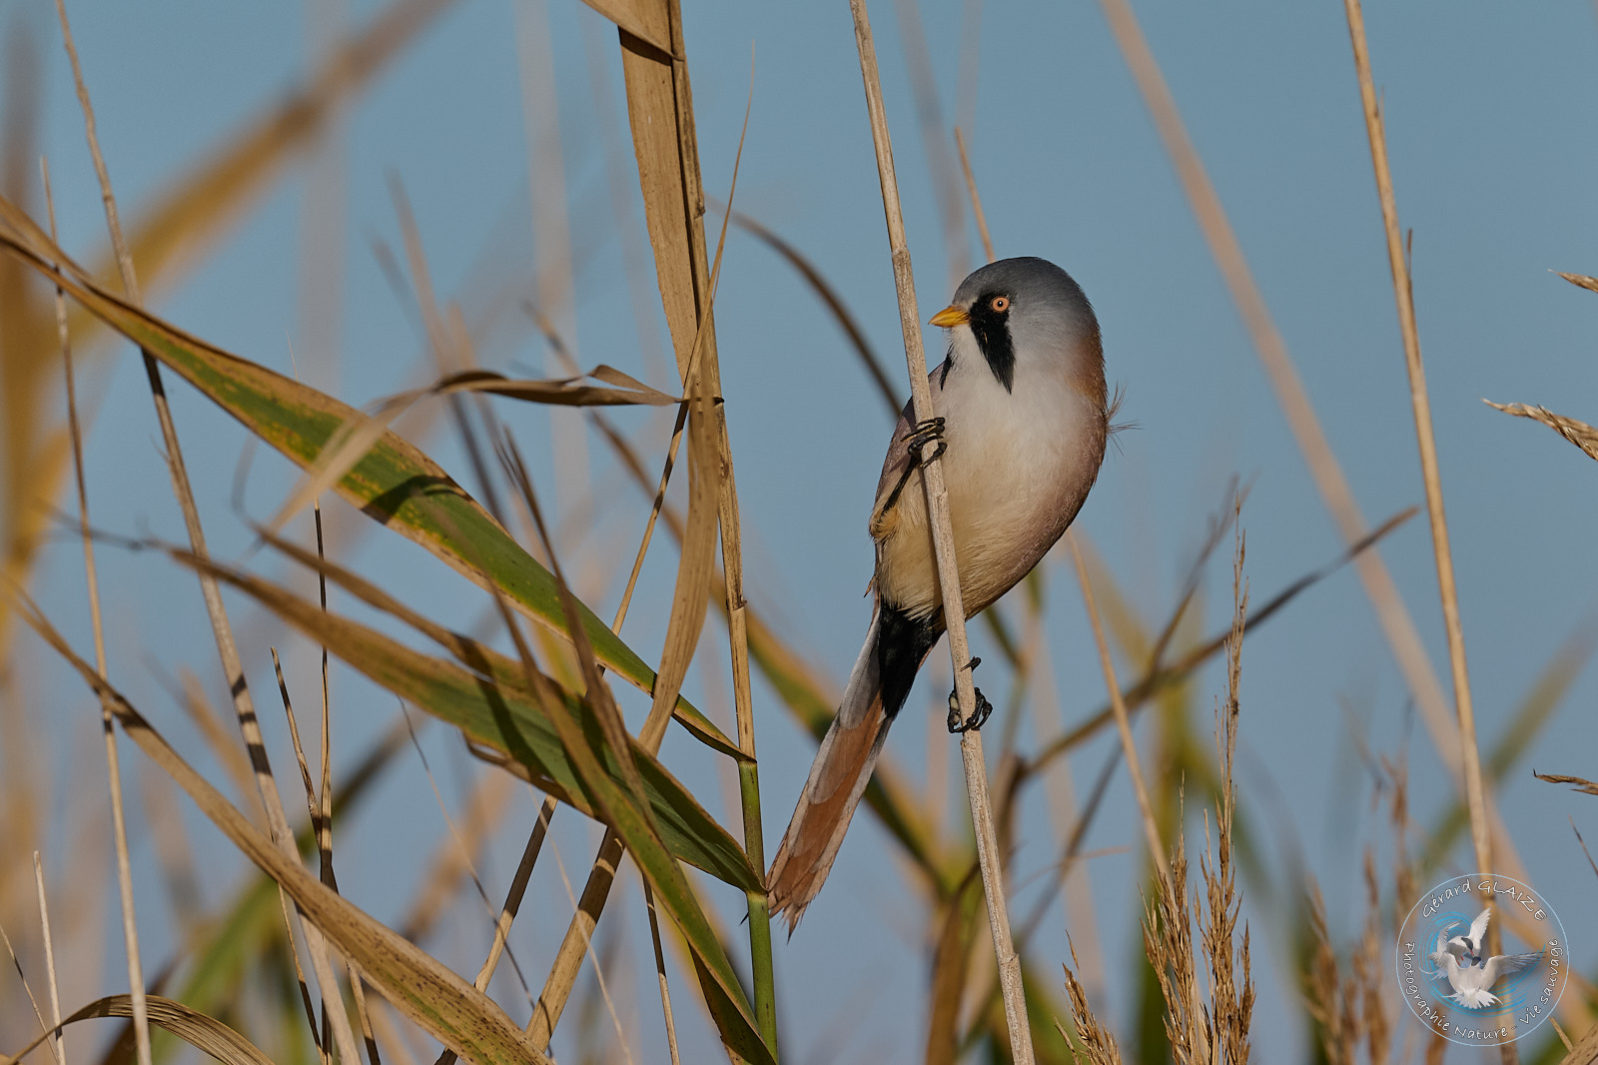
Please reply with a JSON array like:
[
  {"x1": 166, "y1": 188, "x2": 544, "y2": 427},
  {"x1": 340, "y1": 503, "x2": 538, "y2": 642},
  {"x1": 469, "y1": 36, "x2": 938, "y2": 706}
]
[
  {"x1": 946, "y1": 657, "x2": 989, "y2": 733},
  {"x1": 905, "y1": 416, "x2": 947, "y2": 465}
]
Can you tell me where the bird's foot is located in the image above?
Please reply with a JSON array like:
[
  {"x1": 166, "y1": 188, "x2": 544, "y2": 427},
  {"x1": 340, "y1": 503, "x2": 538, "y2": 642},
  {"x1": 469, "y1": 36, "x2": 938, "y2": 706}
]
[
  {"x1": 905, "y1": 416, "x2": 947, "y2": 465},
  {"x1": 946, "y1": 657, "x2": 990, "y2": 733}
]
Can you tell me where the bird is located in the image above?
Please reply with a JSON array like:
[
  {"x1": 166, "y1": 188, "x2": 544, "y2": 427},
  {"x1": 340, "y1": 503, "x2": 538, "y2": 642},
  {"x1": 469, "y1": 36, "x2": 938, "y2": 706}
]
[
  {"x1": 1444, "y1": 907, "x2": 1493, "y2": 967},
  {"x1": 767, "y1": 256, "x2": 1110, "y2": 928},
  {"x1": 1429, "y1": 925, "x2": 1541, "y2": 1009}
]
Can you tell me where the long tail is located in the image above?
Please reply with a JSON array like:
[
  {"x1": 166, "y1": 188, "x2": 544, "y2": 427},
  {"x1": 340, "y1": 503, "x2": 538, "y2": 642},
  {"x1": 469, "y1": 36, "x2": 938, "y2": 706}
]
[
  {"x1": 768, "y1": 602, "x2": 939, "y2": 930},
  {"x1": 767, "y1": 612, "x2": 891, "y2": 931}
]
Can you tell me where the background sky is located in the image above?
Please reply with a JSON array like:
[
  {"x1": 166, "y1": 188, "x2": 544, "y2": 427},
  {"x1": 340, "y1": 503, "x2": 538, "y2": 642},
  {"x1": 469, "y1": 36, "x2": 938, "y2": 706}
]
[{"x1": 5, "y1": 1, "x2": 1598, "y2": 1062}]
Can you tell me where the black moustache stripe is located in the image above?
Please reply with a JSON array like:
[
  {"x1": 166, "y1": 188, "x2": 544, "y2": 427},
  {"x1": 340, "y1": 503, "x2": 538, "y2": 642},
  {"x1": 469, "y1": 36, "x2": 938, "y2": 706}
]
[{"x1": 968, "y1": 299, "x2": 1015, "y2": 391}]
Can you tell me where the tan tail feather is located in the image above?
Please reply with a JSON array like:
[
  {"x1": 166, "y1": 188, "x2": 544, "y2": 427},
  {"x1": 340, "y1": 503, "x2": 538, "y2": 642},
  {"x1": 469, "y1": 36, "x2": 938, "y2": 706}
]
[{"x1": 767, "y1": 692, "x2": 890, "y2": 929}]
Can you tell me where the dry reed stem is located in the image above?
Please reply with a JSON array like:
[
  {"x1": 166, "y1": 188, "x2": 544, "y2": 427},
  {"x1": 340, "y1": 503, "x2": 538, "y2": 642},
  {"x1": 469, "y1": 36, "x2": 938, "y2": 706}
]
[
  {"x1": 309, "y1": 509, "x2": 381, "y2": 1065},
  {"x1": 397, "y1": 770, "x2": 516, "y2": 943},
  {"x1": 641, "y1": 883, "x2": 683, "y2": 1065},
  {"x1": 53, "y1": 6, "x2": 365, "y2": 1062},
  {"x1": 516, "y1": 0, "x2": 590, "y2": 517},
  {"x1": 1339, "y1": 0, "x2": 1500, "y2": 1013},
  {"x1": 953, "y1": 128, "x2": 995, "y2": 264},
  {"x1": 847, "y1": 2, "x2": 1034, "y2": 1060},
  {"x1": 0, "y1": 919, "x2": 62, "y2": 1065},
  {"x1": 953, "y1": 113, "x2": 1112, "y2": 1002},
  {"x1": 1066, "y1": 535, "x2": 1170, "y2": 885},
  {"x1": 472, "y1": 801, "x2": 551, "y2": 994},
  {"x1": 31, "y1": 854, "x2": 63, "y2": 1065},
  {"x1": 545, "y1": 832, "x2": 636, "y2": 1065},
  {"x1": 172, "y1": 669, "x2": 258, "y2": 804},
  {"x1": 271, "y1": 648, "x2": 338, "y2": 1063},
  {"x1": 890, "y1": 0, "x2": 971, "y2": 291},
  {"x1": 399, "y1": 709, "x2": 535, "y2": 1009},
  {"x1": 40, "y1": 149, "x2": 150, "y2": 1065},
  {"x1": 1090, "y1": 0, "x2": 1511, "y2": 864}
]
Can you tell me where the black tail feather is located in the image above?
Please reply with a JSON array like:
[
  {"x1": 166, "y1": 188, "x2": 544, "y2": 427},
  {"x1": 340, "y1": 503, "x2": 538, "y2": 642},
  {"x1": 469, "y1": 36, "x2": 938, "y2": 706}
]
[{"x1": 876, "y1": 600, "x2": 941, "y2": 720}]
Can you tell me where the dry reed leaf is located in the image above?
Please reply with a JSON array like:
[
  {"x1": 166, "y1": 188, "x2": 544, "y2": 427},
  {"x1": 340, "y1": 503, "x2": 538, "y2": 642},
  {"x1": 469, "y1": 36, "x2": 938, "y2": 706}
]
[
  {"x1": 266, "y1": 365, "x2": 680, "y2": 535},
  {"x1": 0, "y1": 206, "x2": 714, "y2": 728},
  {"x1": 154, "y1": 544, "x2": 761, "y2": 892},
  {"x1": 1485, "y1": 399, "x2": 1598, "y2": 464},
  {"x1": 10, "y1": 597, "x2": 552, "y2": 1065},
  {"x1": 501, "y1": 463, "x2": 772, "y2": 1065},
  {"x1": 1, "y1": 994, "x2": 272, "y2": 1065},
  {"x1": 112, "y1": 720, "x2": 411, "y2": 1055},
  {"x1": 248, "y1": 524, "x2": 742, "y2": 758},
  {"x1": 580, "y1": 0, "x2": 671, "y2": 56}
]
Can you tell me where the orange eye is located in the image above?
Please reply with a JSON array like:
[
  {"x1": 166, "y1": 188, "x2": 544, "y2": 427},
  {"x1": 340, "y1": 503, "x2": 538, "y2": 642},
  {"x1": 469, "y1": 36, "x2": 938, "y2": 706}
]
[{"x1": 989, "y1": 295, "x2": 1010, "y2": 313}]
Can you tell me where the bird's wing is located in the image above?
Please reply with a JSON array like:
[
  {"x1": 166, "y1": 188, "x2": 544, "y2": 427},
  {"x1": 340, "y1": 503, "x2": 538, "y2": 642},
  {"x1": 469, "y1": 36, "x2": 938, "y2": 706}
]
[
  {"x1": 870, "y1": 349, "x2": 958, "y2": 545},
  {"x1": 1434, "y1": 929, "x2": 1451, "y2": 957},
  {"x1": 869, "y1": 401, "x2": 916, "y2": 545},
  {"x1": 1483, "y1": 952, "x2": 1542, "y2": 984},
  {"x1": 1468, "y1": 907, "x2": 1492, "y2": 947}
]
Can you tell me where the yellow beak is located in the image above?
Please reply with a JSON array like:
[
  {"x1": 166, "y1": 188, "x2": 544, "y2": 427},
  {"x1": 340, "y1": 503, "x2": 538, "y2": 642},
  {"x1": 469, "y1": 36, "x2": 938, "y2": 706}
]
[{"x1": 929, "y1": 305, "x2": 969, "y2": 328}]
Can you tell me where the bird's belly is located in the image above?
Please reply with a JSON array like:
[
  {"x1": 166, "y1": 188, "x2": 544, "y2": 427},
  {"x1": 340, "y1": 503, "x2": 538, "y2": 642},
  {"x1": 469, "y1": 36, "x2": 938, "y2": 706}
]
[{"x1": 875, "y1": 381, "x2": 1102, "y2": 621}]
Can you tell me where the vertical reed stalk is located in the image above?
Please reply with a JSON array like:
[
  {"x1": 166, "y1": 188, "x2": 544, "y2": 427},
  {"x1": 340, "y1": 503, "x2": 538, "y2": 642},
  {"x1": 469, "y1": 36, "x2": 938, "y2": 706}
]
[
  {"x1": 42, "y1": 152, "x2": 150, "y2": 1065},
  {"x1": 847, "y1": 2, "x2": 1034, "y2": 1059},
  {"x1": 1339, "y1": 0, "x2": 1491, "y2": 885},
  {"x1": 1340, "y1": 5, "x2": 1507, "y2": 1059}
]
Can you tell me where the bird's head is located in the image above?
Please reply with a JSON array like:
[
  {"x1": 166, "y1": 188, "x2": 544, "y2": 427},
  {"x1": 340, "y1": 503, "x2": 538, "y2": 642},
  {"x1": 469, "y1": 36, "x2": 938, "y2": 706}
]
[{"x1": 929, "y1": 256, "x2": 1103, "y2": 396}]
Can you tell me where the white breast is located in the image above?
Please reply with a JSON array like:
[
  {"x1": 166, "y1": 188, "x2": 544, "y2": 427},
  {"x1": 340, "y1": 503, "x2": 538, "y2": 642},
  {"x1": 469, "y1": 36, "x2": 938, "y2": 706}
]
[{"x1": 874, "y1": 331, "x2": 1105, "y2": 621}]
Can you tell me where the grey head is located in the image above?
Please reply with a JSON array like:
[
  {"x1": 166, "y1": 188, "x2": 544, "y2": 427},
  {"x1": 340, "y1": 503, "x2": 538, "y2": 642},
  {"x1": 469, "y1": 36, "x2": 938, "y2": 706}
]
[{"x1": 931, "y1": 256, "x2": 1102, "y2": 395}]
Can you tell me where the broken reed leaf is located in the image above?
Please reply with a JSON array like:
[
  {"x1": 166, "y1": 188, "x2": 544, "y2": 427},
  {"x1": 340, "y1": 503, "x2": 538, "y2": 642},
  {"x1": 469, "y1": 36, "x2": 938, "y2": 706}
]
[
  {"x1": 157, "y1": 545, "x2": 762, "y2": 892},
  {"x1": 10, "y1": 594, "x2": 552, "y2": 1065},
  {"x1": 247, "y1": 524, "x2": 744, "y2": 759},
  {"x1": 0, "y1": 201, "x2": 729, "y2": 756},
  {"x1": 2, "y1": 995, "x2": 272, "y2": 1065},
  {"x1": 1484, "y1": 399, "x2": 1598, "y2": 464},
  {"x1": 129, "y1": 723, "x2": 411, "y2": 1062},
  {"x1": 578, "y1": 0, "x2": 673, "y2": 56},
  {"x1": 1532, "y1": 771, "x2": 1598, "y2": 797},
  {"x1": 265, "y1": 365, "x2": 680, "y2": 538},
  {"x1": 1556, "y1": 271, "x2": 1598, "y2": 295},
  {"x1": 512, "y1": 478, "x2": 772, "y2": 1065}
]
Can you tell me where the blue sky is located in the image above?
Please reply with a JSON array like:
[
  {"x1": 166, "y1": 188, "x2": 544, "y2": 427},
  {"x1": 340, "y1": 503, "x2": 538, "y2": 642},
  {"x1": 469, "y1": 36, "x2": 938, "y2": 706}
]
[{"x1": 6, "y1": 1, "x2": 1598, "y2": 1061}]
